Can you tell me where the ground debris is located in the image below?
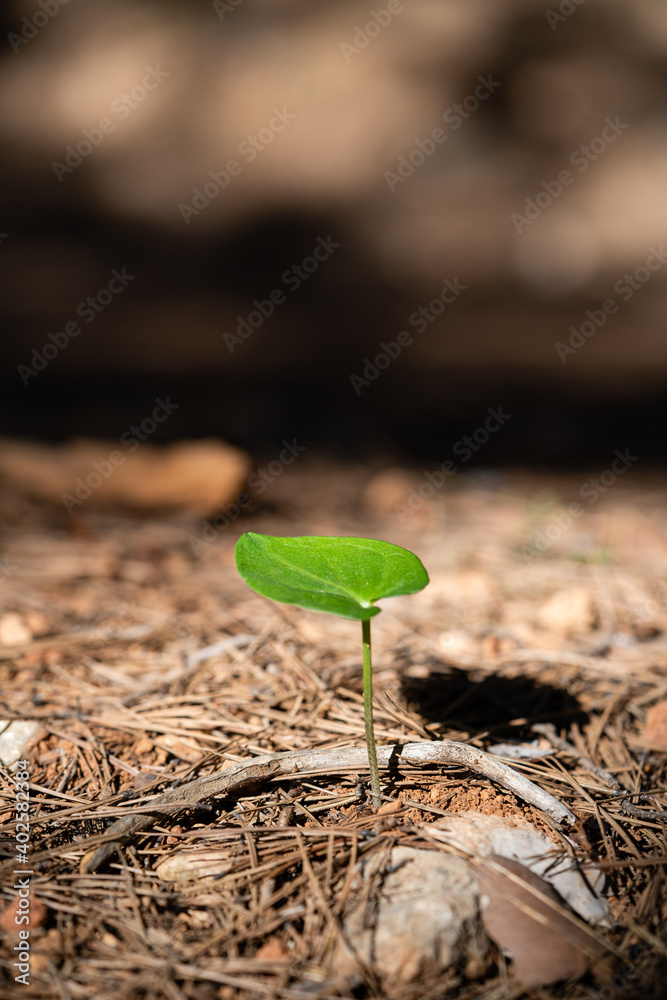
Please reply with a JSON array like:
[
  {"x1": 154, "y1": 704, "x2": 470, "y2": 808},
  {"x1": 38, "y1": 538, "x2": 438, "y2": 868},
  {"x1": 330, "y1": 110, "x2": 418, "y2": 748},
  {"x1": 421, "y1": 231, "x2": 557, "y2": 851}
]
[{"x1": 0, "y1": 463, "x2": 666, "y2": 999}]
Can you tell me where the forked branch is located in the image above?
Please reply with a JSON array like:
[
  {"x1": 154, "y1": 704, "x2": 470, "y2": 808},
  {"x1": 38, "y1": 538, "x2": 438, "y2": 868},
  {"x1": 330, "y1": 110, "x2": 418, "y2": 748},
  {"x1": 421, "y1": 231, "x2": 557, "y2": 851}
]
[{"x1": 80, "y1": 741, "x2": 576, "y2": 872}]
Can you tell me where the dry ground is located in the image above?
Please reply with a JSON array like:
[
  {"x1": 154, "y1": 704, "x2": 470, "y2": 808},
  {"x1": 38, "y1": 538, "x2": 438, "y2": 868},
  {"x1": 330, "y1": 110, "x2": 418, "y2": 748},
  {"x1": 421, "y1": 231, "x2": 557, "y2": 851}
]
[{"x1": 1, "y1": 458, "x2": 666, "y2": 999}]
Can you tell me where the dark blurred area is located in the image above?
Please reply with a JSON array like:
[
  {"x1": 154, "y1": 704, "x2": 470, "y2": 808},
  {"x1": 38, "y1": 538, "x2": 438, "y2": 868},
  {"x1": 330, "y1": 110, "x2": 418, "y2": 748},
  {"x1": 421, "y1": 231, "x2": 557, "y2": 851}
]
[{"x1": 1, "y1": 0, "x2": 667, "y2": 466}]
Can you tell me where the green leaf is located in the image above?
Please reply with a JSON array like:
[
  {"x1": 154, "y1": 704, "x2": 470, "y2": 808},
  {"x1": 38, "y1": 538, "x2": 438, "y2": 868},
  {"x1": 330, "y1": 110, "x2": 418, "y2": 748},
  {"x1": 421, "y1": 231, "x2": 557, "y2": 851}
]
[{"x1": 235, "y1": 532, "x2": 429, "y2": 621}]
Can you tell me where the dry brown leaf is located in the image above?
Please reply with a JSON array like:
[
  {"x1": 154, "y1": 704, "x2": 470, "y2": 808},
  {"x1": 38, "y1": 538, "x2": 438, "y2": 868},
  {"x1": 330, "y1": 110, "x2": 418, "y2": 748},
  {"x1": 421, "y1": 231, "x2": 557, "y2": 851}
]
[
  {"x1": 644, "y1": 700, "x2": 667, "y2": 750},
  {"x1": 0, "y1": 893, "x2": 47, "y2": 933},
  {"x1": 477, "y1": 855, "x2": 611, "y2": 987}
]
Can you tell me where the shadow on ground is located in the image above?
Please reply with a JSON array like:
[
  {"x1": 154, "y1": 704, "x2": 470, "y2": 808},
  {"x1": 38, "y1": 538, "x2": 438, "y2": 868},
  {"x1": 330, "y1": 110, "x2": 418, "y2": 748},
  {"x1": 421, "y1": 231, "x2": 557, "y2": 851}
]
[{"x1": 401, "y1": 665, "x2": 586, "y2": 740}]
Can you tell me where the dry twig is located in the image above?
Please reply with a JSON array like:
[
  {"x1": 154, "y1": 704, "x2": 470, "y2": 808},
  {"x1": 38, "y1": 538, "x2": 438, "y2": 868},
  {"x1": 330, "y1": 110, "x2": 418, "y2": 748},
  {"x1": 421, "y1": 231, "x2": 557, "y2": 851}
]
[{"x1": 79, "y1": 741, "x2": 576, "y2": 872}]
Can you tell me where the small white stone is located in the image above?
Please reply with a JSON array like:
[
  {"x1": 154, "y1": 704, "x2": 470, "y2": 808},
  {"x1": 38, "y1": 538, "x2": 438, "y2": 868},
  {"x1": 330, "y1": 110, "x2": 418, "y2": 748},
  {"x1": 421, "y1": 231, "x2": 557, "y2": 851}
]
[
  {"x1": 0, "y1": 613, "x2": 32, "y2": 646},
  {"x1": 0, "y1": 720, "x2": 40, "y2": 766}
]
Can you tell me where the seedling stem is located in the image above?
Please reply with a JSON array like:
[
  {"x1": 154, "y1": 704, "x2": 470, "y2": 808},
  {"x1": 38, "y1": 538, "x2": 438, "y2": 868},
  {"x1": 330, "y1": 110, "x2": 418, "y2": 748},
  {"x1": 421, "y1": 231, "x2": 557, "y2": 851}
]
[{"x1": 362, "y1": 618, "x2": 381, "y2": 807}]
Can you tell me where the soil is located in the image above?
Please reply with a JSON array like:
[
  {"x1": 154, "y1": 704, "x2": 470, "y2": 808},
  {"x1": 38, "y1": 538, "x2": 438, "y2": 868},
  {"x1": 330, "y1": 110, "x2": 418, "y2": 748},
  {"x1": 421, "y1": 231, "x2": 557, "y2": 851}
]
[{"x1": 0, "y1": 457, "x2": 666, "y2": 999}]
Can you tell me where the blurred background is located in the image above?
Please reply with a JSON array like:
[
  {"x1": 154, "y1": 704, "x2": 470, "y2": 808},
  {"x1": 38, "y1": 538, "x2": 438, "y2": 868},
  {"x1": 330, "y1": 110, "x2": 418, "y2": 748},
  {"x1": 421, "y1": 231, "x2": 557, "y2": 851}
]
[{"x1": 1, "y1": 0, "x2": 666, "y2": 468}]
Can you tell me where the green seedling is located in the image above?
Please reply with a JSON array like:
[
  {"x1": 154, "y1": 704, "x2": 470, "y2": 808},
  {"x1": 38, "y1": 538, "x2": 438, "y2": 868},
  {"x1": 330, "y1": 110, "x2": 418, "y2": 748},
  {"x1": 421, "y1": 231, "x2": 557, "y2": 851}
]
[{"x1": 235, "y1": 532, "x2": 429, "y2": 807}]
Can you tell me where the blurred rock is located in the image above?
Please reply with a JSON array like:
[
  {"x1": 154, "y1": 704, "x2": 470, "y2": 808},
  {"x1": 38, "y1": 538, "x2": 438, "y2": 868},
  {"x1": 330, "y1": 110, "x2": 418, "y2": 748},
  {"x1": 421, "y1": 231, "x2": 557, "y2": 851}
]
[
  {"x1": 0, "y1": 612, "x2": 32, "y2": 646},
  {"x1": 536, "y1": 586, "x2": 595, "y2": 636},
  {"x1": 0, "y1": 437, "x2": 250, "y2": 515}
]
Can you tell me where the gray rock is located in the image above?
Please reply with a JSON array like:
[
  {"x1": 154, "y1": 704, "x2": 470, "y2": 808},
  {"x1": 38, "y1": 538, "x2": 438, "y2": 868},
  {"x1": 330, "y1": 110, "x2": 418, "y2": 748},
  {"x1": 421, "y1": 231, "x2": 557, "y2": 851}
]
[{"x1": 333, "y1": 845, "x2": 489, "y2": 989}]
